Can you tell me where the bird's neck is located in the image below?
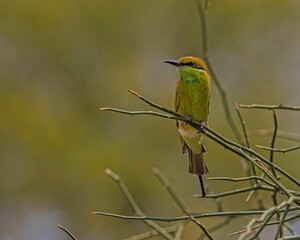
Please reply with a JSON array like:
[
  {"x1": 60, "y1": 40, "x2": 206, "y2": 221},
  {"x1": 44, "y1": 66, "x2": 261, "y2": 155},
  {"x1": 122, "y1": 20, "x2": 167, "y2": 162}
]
[{"x1": 178, "y1": 66, "x2": 203, "y2": 83}]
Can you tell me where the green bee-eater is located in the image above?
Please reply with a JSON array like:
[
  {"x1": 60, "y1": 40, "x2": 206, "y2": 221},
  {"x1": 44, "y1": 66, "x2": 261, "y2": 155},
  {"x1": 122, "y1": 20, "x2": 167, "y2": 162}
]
[{"x1": 163, "y1": 56, "x2": 210, "y2": 196}]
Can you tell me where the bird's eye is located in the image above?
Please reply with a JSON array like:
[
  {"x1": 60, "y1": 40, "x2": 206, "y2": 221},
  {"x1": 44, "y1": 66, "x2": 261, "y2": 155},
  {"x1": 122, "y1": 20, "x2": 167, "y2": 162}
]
[
  {"x1": 194, "y1": 65, "x2": 204, "y2": 70},
  {"x1": 184, "y1": 62, "x2": 194, "y2": 66},
  {"x1": 183, "y1": 62, "x2": 203, "y2": 70}
]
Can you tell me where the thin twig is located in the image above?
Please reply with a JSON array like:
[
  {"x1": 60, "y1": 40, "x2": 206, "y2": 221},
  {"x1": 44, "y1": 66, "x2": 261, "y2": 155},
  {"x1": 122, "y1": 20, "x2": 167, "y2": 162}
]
[
  {"x1": 93, "y1": 207, "x2": 300, "y2": 222},
  {"x1": 269, "y1": 110, "x2": 281, "y2": 236},
  {"x1": 278, "y1": 236, "x2": 300, "y2": 240},
  {"x1": 235, "y1": 105, "x2": 263, "y2": 207},
  {"x1": 238, "y1": 104, "x2": 300, "y2": 111},
  {"x1": 190, "y1": 216, "x2": 214, "y2": 240},
  {"x1": 152, "y1": 167, "x2": 191, "y2": 214},
  {"x1": 104, "y1": 169, "x2": 175, "y2": 240},
  {"x1": 194, "y1": 185, "x2": 275, "y2": 199},
  {"x1": 207, "y1": 176, "x2": 279, "y2": 191},
  {"x1": 195, "y1": 0, "x2": 242, "y2": 141},
  {"x1": 199, "y1": 217, "x2": 235, "y2": 240},
  {"x1": 123, "y1": 225, "x2": 179, "y2": 240},
  {"x1": 227, "y1": 214, "x2": 300, "y2": 237},
  {"x1": 255, "y1": 144, "x2": 300, "y2": 153},
  {"x1": 274, "y1": 199, "x2": 292, "y2": 240},
  {"x1": 153, "y1": 167, "x2": 214, "y2": 239},
  {"x1": 240, "y1": 197, "x2": 295, "y2": 240},
  {"x1": 57, "y1": 225, "x2": 78, "y2": 240}
]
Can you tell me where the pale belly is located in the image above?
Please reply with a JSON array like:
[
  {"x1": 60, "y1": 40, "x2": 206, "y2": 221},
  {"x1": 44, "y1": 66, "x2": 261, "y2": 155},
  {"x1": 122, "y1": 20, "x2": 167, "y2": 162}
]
[{"x1": 178, "y1": 121, "x2": 203, "y2": 154}]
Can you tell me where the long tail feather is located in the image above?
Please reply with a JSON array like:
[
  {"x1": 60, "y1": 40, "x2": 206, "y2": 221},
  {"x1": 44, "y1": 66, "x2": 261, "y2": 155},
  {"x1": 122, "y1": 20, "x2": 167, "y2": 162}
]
[{"x1": 198, "y1": 175, "x2": 206, "y2": 197}]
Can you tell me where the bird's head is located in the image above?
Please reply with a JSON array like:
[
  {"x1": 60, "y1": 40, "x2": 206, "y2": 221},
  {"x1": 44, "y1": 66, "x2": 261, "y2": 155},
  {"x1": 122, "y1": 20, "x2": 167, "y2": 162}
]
[{"x1": 162, "y1": 56, "x2": 208, "y2": 73}]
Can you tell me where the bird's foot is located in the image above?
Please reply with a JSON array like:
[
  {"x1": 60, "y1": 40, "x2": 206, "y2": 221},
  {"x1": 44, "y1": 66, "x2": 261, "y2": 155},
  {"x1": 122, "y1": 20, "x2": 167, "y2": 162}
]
[
  {"x1": 185, "y1": 116, "x2": 192, "y2": 124},
  {"x1": 197, "y1": 121, "x2": 205, "y2": 133}
]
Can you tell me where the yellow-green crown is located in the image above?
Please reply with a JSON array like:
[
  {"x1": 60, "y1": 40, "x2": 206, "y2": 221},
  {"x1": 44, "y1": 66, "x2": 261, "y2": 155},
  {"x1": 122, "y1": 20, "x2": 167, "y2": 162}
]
[{"x1": 177, "y1": 56, "x2": 208, "y2": 72}]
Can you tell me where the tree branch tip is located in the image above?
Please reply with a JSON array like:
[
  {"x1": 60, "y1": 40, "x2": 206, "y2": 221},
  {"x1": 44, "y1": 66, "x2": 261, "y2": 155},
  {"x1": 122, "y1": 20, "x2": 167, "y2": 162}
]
[
  {"x1": 152, "y1": 167, "x2": 159, "y2": 174},
  {"x1": 99, "y1": 107, "x2": 108, "y2": 111},
  {"x1": 193, "y1": 194, "x2": 204, "y2": 198},
  {"x1": 127, "y1": 88, "x2": 139, "y2": 96}
]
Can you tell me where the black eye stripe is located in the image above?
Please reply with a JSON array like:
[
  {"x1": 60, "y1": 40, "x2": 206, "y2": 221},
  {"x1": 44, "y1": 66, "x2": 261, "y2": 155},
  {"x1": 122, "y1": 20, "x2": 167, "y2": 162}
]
[{"x1": 182, "y1": 62, "x2": 203, "y2": 70}]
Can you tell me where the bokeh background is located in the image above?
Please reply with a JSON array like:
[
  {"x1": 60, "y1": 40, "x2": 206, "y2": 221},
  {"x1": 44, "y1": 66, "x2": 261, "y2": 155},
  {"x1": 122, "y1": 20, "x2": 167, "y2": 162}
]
[{"x1": 1, "y1": 0, "x2": 300, "y2": 239}]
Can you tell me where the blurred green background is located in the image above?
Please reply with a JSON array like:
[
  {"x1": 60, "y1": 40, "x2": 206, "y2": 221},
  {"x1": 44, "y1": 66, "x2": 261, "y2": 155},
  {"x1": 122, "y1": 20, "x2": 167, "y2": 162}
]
[{"x1": 1, "y1": 0, "x2": 300, "y2": 239}]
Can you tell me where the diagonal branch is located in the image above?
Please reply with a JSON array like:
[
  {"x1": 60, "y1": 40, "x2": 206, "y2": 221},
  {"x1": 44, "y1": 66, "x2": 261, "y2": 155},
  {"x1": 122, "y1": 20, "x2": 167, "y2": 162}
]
[
  {"x1": 100, "y1": 91, "x2": 300, "y2": 189},
  {"x1": 57, "y1": 225, "x2": 78, "y2": 240},
  {"x1": 104, "y1": 169, "x2": 175, "y2": 240}
]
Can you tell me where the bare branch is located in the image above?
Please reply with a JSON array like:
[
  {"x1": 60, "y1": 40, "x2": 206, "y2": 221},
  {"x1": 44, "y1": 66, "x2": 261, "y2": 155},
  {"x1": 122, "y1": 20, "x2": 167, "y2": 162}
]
[
  {"x1": 104, "y1": 169, "x2": 175, "y2": 240},
  {"x1": 57, "y1": 225, "x2": 78, "y2": 240},
  {"x1": 238, "y1": 104, "x2": 300, "y2": 111},
  {"x1": 255, "y1": 144, "x2": 300, "y2": 153}
]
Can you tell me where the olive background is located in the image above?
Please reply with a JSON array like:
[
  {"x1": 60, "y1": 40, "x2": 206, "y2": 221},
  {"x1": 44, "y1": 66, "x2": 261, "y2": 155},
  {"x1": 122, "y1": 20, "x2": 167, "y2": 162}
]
[{"x1": 1, "y1": 0, "x2": 300, "y2": 239}]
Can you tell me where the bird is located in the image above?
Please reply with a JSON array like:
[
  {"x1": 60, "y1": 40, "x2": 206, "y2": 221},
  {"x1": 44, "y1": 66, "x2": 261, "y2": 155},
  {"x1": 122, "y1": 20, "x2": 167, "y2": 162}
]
[{"x1": 163, "y1": 56, "x2": 210, "y2": 197}]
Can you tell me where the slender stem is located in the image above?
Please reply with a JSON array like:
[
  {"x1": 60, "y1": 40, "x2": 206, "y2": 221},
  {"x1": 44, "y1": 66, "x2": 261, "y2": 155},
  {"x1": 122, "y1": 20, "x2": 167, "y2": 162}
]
[
  {"x1": 100, "y1": 107, "x2": 179, "y2": 121},
  {"x1": 236, "y1": 105, "x2": 263, "y2": 208},
  {"x1": 207, "y1": 176, "x2": 279, "y2": 190},
  {"x1": 240, "y1": 198, "x2": 295, "y2": 240},
  {"x1": 195, "y1": 0, "x2": 242, "y2": 142},
  {"x1": 248, "y1": 211, "x2": 275, "y2": 240},
  {"x1": 270, "y1": 110, "x2": 278, "y2": 170},
  {"x1": 238, "y1": 104, "x2": 300, "y2": 111},
  {"x1": 227, "y1": 214, "x2": 300, "y2": 237},
  {"x1": 274, "y1": 204, "x2": 291, "y2": 239},
  {"x1": 123, "y1": 225, "x2": 179, "y2": 240},
  {"x1": 126, "y1": 89, "x2": 183, "y2": 119},
  {"x1": 105, "y1": 169, "x2": 175, "y2": 240},
  {"x1": 93, "y1": 207, "x2": 300, "y2": 222},
  {"x1": 255, "y1": 144, "x2": 300, "y2": 153},
  {"x1": 190, "y1": 216, "x2": 214, "y2": 240},
  {"x1": 174, "y1": 223, "x2": 185, "y2": 240},
  {"x1": 269, "y1": 110, "x2": 281, "y2": 236},
  {"x1": 195, "y1": 185, "x2": 275, "y2": 199},
  {"x1": 152, "y1": 167, "x2": 191, "y2": 214},
  {"x1": 153, "y1": 167, "x2": 214, "y2": 239},
  {"x1": 279, "y1": 236, "x2": 300, "y2": 240},
  {"x1": 195, "y1": 0, "x2": 208, "y2": 54},
  {"x1": 198, "y1": 217, "x2": 235, "y2": 240},
  {"x1": 57, "y1": 225, "x2": 78, "y2": 240}
]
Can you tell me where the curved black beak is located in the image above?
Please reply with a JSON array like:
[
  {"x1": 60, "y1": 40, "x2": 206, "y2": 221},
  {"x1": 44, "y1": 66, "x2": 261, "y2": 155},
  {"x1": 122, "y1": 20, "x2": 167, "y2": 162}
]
[{"x1": 162, "y1": 59, "x2": 181, "y2": 67}]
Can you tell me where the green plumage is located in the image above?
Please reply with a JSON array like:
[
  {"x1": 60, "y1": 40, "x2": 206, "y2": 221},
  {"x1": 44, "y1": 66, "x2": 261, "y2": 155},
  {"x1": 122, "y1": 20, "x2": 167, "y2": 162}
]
[{"x1": 163, "y1": 56, "x2": 211, "y2": 196}]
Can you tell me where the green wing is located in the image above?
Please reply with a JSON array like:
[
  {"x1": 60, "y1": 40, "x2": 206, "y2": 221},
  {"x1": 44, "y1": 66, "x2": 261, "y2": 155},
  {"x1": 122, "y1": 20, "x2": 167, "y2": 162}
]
[{"x1": 175, "y1": 80, "x2": 181, "y2": 112}]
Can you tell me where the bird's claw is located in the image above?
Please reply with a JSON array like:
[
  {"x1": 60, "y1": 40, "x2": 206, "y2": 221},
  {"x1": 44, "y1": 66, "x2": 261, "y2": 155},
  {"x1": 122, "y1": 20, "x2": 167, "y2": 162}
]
[
  {"x1": 186, "y1": 116, "x2": 192, "y2": 124},
  {"x1": 197, "y1": 121, "x2": 205, "y2": 133}
]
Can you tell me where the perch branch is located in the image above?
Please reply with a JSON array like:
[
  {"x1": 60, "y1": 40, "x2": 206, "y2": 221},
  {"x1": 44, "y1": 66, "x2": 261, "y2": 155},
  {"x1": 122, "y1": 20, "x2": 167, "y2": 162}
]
[{"x1": 100, "y1": 92, "x2": 300, "y2": 188}]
